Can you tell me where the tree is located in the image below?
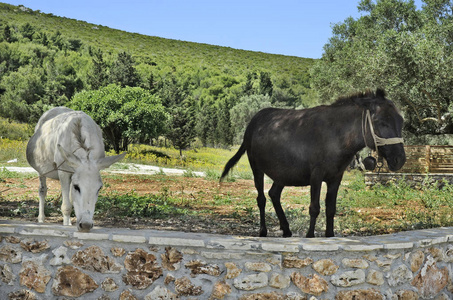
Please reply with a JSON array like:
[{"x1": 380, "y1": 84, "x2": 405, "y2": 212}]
[
  {"x1": 165, "y1": 98, "x2": 196, "y2": 156},
  {"x1": 259, "y1": 71, "x2": 273, "y2": 96},
  {"x1": 311, "y1": 0, "x2": 453, "y2": 140},
  {"x1": 3, "y1": 24, "x2": 14, "y2": 43},
  {"x1": 70, "y1": 84, "x2": 168, "y2": 152},
  {"x1": 88, "y1": 48, "x2": 108, "y2": 89},
  {"x1": 242, "y1": 71, "x2": 256, "y2": 96},
  {"x1": 230, "y1": 94, "x2": 272, "y2": 144},
  {"x1": 0, "y1": 65, "x2": 45, "y2": 122},
  {"x1": 20, "y1": 23, "x2": 34, "y2": 40},
  {"x1": 109, "y1": 51, "x2": 140, "y2": 87}
]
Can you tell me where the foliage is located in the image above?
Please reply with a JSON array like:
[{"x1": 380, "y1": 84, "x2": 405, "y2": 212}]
[
  {"x1": 69, "y1": 84, "x2": 168, "y2": 152},
  {"x1": 109, "y1": 51, "x2": 140, "y2": 87},
  {"x1": 165, "y1": 99, "x2": 197, "y2": 156},
  {"x1": 0, "y1": 3, "x2": 315, "y2": 147},
  {"x1": 311, "y1": 0, "x2": 453, "y2": 140},
  {"x1": 121, "y1": 144, "x2": 252, "y2": 177},
  {"x1": 87, "y1": 48, "x2": 108, "y2": 89},
  {"x1": 0, "y1": 138, "x2": 28, "y2": 165},
  {"x1": 0, "y1": 118, "x2": 33, "y2": 140},
  {"x1": 230, "y1": 94, "x2": 272, "y2": 144},
  {"x1": 96, "y1": 192, "x2": 191, "y2": 219}
]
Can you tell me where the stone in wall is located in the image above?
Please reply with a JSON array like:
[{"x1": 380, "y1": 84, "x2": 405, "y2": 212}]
[
  {"x1": 335, "y1": 288, "x2": 383, "y2": 300},
  {"x1": 185, "y1": 260, "x2": 221, "y2": 276},
  {"x1": 5, "y1": 236, "x2": 20, "y2": 244},
  {"x1": 165, "y1": 274, "x2": 175, "y2": 284},
  {"x1": 49, "y1": 246, "x2": 71, "y2": 266},
  {"x1": 283, "y1": 256, "x2": 313, "y2": 268},
  {"x1": 291, "y1": 272, "x2": 328, "y2": 296},
  {"x1": 269, "y1": 273, "x2": 291, "y2": 289},
  {"x1": 385, "y1": 253, "x2": 402, "y2": 260},
  {"x1": 123, "y1": 248, "x2": 163, "y2": 289},
  {"x1": 52, "y1": 265, "x2": 99, "y2": 297},
  {"x1": 363, "y1": 254, "x2": 378, "y2": 262},
  {"x1": 286, "y1": 292, "x2": 307, "y2": 300},
  {"x1": 120, "y1": 289, "x2": 138, "y2": 300},
  {"x1": 102, "y1": 277, "x2": 119, "y2": 292},
  {"x1": 8, "y1": 289, "x2": 39, "y2": 300},
  {"x1": 366, "y1": 269, "x2": 385, "y2": 286},
  {"x1": 234, "y1": 272, "x2": 269, "y2": 291},
  {"x1": 174, "y1": 276, "x2": 203, "y2": 296},
  {"x1": 427, "y1": 247, "x2": 444, "y2": 262},
  {"x1": 331, "y1": 269, "x2": 366, "y2": 287},
  {"x1": 436, "y1": 293, "x2": 450, "y2": 300},
  {"x1": 410, "y1": 250, "x2": 425, "y2": 272},
  {"x1": 388, "y1": 264, "x2": 413, "y2": 287},
  {"x1": 64, "y1": 239, "x2": 84, "y2": 249},
  {"x1": 342, "y1": 258, "x2": 369, "y2": 269},
  {"x1": 312, "y1": 259, "x2": 339, "y2": 275},
  {"x1": 445, "y1": 245, "x2": 453, "y2": 263},
  {"x1": 411, "y1": 256, "x2": 449, "y2": 299},
  {"x1": 0, "y1": 263, "x2": 16, "y2": 285},
  {"x1": 20, "y1": 238, "x2": 50, "y2": 253},
  {"x1": 72, "y1": 245, "x2": 123, "y2": 273},
  {"x1": 245, "y1": 262, "x2": 272, "y2": 272},
  {"x1": 161, "y1": 246, "x2": 183, "y2": 271},
  {"x1": 239, "y1": 291, "x2": 287, "y2": 300},
  {"x1": 375, "y1": 258, "x2": 392, "y2": 272},
  {"x1": 145, "y1": 285, "x2": 178, "y2": 300},
  {"x1": 19, "y1": 255, "x2": 51, "y2": 293},
  {"x1": 225, "y1": 262, "x2": 242, "y2": 279},
  {"x1": 392, "y1": 289, "x2": 419, "y2": 299},
  {"x1": 0, "y1": 245, "x2": 22, "y2": 263},
  {"x1": 210, "y1": 280, "x2": 232, "y2": 299},
  {"x1": 111, "y1": 247, "x2": 126, "y2": 257}
]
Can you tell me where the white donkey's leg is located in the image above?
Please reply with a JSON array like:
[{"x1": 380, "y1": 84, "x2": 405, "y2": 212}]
[
  {"x1": 59, "y1": 173, "x2": 72, "y2": 226},
  {"x1": 37, "y1": 176, "x2": 47, "y2": 223}
]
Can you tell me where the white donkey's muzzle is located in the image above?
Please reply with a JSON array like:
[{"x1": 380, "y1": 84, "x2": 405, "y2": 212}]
[{"x1": 77, "y1": 212, "x2": 94, "y2": 232}]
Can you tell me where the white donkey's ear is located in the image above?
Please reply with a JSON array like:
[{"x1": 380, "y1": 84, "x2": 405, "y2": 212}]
[
  {"x1": 57, "y1": 144, "x2": 81, "y2": 168},
  {"x1": 97, "y1": 152, "x2": 126, "y2": 170}
]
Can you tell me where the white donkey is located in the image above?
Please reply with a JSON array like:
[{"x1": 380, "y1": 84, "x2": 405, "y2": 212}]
[{"x1": 26, "y1": 107, "x2": 126, "y2": 231}]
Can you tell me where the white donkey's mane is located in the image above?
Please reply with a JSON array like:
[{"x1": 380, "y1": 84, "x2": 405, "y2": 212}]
[{"x1": 73, "y1": 117, "x2": 90, "y2": 153}]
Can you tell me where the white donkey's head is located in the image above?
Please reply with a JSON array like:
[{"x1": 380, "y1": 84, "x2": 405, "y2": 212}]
[{"x1": 58, "y1": 144, "x2": 126, "y2": 232}]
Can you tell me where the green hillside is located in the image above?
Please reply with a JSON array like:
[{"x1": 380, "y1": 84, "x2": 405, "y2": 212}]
[
  {"x1": 0, "y1": 3, "x2": 314, "y2": 77},
  {"x1": 0, "y1": 3, "x2": 317, "y2": 147}
]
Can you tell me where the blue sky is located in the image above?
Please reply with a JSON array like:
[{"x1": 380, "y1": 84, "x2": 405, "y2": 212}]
[{"x1": 2, "y1": 0, "x2": 424, "y2": 59}]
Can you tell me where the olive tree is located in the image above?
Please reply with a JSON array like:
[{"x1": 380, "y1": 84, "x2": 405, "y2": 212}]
[
  {"x1": 311, "y1": 0, "x2": 453, "y2": 139},
  {"x1": 230, "y1": 94, "x2": 272, "y2": 144}
]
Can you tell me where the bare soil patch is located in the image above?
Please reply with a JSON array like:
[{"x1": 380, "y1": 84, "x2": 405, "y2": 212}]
[
  {"x1": 0, "y1": 172, "x2": 439, "y2": 237},
  {"x1": 1, "y1": 174, "x2": 272, "y2": 236}
]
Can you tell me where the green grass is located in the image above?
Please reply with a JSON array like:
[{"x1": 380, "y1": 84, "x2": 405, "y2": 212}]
[
  {"x1": 111, "y1": 143, "x2": 253, "y2": 179},
  {"x1": 0, "y1": 139, "x2": 29, "y2": 167},
  {"x1": 96, "y1": 191, "x2": 192, "y2": 219},
  {"x1": 1, "y1": 140, "x2": 452, "y2": 236}
]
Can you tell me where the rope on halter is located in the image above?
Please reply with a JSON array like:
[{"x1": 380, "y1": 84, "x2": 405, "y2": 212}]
[{"x1": 362, "y1": 110, "x2": 404, "y2": 153}]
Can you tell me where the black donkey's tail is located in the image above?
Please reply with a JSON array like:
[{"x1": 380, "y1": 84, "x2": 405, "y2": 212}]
[{"x1": 220, "y1": 142, "x2": 247, "y2": 182}]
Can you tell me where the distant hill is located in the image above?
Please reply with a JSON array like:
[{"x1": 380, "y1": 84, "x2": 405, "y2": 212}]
[
  {"x1": 0, "y1": 3, "x2": 314, "y2": 79},
  {"x1": 0, "y1": 3, "x2": 318, "y2": 146}
]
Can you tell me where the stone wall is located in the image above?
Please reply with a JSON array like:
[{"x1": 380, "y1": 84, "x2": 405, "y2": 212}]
[
  {"x1": 365, "y1": 172, "x2": 453, "y2": 188},
  {"x1": 0, "y1": 221, "x2": 452, "y2": 299}
]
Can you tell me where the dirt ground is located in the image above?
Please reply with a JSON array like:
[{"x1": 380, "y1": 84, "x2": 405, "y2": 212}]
[
  {"x1": 1, "y1": 171, "x2": 436, "y2": 237},
  {"x1": 0, "y1": 173, "x2": 312, "y2": 237}
]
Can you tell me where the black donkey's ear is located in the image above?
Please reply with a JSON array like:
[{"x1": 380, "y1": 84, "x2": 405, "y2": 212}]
[{"x1": 375, "y1": 88, "x2": 386, "y2": 98}]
